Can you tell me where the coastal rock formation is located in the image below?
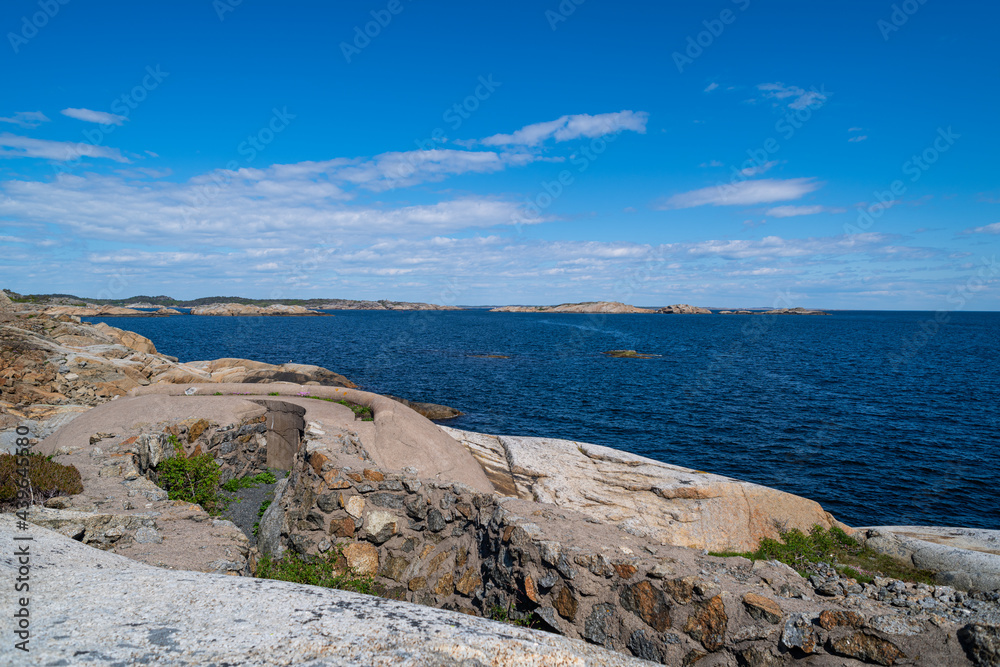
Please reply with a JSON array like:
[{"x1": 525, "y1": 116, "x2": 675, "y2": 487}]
[
  {"x1": 490, "y1": 301, "x2": 657, "y2": 314},
  {"x1": 44, "y1": 305, "x2": 149, "y2": 316},
  {"x1": 189, "y1": 303, "x2": 327, "y2": 316},
  {"x1": 765, "y1": 307, "x2": 830, "y2": 315},
  {"x1": 386, "y1": 394, "x2": 463, "y2": 420},
  {"x1": 443, "y1": 427, "x2": 839, "y2": 552},
  {"x1": 152, "y1": 357, "x2": 356, "y2": 388},
  {"x1": 657, "y1": 304, "x2": 712, "y2": 314},
  {"x1": 718, "y1": 310, "x2": 755, "y2": 314},
  {"x1": 25, "y1": 384, "x2": 992, "y2": 665},
  {"x1": 0, "y1": 515, "x2": 646, "y2": 667},
  {"x1": 318, "y1": 298, "x2": 463, "y2": 310}
]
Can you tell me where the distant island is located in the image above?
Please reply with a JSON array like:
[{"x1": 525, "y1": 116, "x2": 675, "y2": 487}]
[{"x1": 2, "y1": 291, "x2": 829, "y2": 317}]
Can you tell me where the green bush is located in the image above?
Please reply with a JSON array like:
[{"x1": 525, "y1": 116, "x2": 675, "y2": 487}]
[
  {"x1": 710, "y1": 525, "x2": 937, "y2": 585},
  {"x1": 221, "y1": 470, "x2": 277, "y2": 493},
  {"x1": 301, "y1": 395, "x2": 373, "y2": 421},
  {"x1": 0, "y1": 453, "x2": 83, "y2": 510},
  {"x1": 255, "y1": 547, "x2": 381, "y2": 595},
  {"x1": 154, "y1": 435, "x2": 223, "y2": 513}
]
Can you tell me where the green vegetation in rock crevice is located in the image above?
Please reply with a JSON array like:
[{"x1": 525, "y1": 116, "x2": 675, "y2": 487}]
[
  {"x1": 711, "y1": 525, "x2": 938, "y2": 585},
  {"x1": 0, "y1": 453, "x2": 83, "y2": 510},
  {"x1": 255, "y1": 547, "x2": 382, "y2": 596}
]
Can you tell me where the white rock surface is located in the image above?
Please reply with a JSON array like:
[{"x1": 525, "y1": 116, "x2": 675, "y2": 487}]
[{"x1": 0, "y1": 515, "x2": 647, "y2": 666}]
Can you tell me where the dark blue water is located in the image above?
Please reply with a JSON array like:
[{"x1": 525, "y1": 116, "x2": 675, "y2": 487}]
[{"x1": 88, "y1": 310, "x2": 1000, "y2": 530}]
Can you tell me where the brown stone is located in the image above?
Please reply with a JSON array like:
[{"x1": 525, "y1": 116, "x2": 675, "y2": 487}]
[
  {"x1": 742, "y1": 592, "x2": 783, "y2": 624},
  {"x1": 684, "y1": 595, "x2": 727, "y2": 652},
  {"x1": 408, "y1": 576, "x2": 427, "y2": 592},
  {"x1": 324, "y1": 475, "x2": 350, "y2": 489},
  {"x1": 502, "y1": 525, "x2": 515, "y2": 542},
  {"x1": 330, "y1": 517, "x2": 354, "y2": 538},
  {"x1": 818, "y1": 609, "x2": 864, "y2": 630},
  {"x1": 363, "y1": 468, "x2": 384, "y2": 482},
  {"x1": 456, "y1": 503, "x2": 472, "y2": 519},
  {"x1": 420, "y1": 544, "x2": 435, "y2": 559},
  {"x1": 613, "y1": 563, "x2": 637, "y2": 579},
  {"x1": 427, "y1": 550, "x2": 449, "y2": 575},
  {"x1": 380, "y1": 555, "x2": 409, "y2": 582},
  {"x1": 620, "y1": 580, "x2": 671, "y2": 632},
  {"x1": 827, "y1": 632, "x2": 905, "y2": 666},
  {"x1": 736, "y1": 646, "x2": 782, "y2": 667},
  {"x1": 524, "y1": 574, "x2": 539, "y2": 603},
  {"x1": 310, "y1": 451, "x2": 330, "y2": 476},
  {"x1": 342, "y1": 542, "x2": 378, "y2": 576},
  {"x1": 456, "y1": 546, "x2": 468, "y2": 568},
  {"x1": 663, "y1": 576, "x2": 697, "y2": 604},
  {"x1": 554, "y1": 586, "x2": 578, "y2": 621},
  {"x1": 346, "y1": 472, "x2": 363, "y2": 482},
  {"x1": 434, "y1": 572, "x2": 455, "y2": 596},
  {"x1": 188, "y1": 419, "x2": 210, "y2": 443},
  {"x1": 455, "y1": 568, "x2": 482, "y2": 596}
]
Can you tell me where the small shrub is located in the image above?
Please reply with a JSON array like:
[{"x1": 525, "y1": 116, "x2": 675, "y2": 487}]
[
  {"x1": 155, "y1": 435, "x2": 224, "y2": 513},
  {"x1": 255, "y1": 547, "x2": 381, "y2": 595},
  {"x1": 221, "y1": 470, "x2": 277, "y2": 493},
  {"x1": 268, "y1": 391, "x2": 279, "y2": 396},
  {"x1": 252, "y1": 499, "x2": 272, "y2": 537},
  {"x1": 0, "y1": 453, "x2": 83, "y2": 510}
]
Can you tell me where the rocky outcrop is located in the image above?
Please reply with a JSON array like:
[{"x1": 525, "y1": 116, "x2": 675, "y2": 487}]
[
  {"x1": 44, "y1": 305, "x2": 151, "y2": 316},
  {"x1": 657, "y1": 304, "x2": 712, "y2": 314},
  {"x1": 318, "y1": 299, "x2": 463, "y2": 310},
  {"x1": 386, "y1": 394, "x2": 463, "y2": 420},
  {"x1": 0, "y1": 290, "x2": 14, "y2": 312},
  {"x1": 444, "y1": 427, "x2": 840, "y2": 552},
  {"x1": 152, "y1": 357, "x2": 356, "y2": 387},
  {"x1": 0, "y1": 515, "x2": 646, "y2": 667},
  {"x1": 189, "y1": 303, "x2": 327, "y2": 316},
  {"x1": 718, "y1": 310, "x2": 756, "y2": 314},
  {"x1": 765, "y1": 307, "x2": 830, "y2": 315},
  {"x1": 490, "y1": 301, "x2": 657, "y2": 314}
]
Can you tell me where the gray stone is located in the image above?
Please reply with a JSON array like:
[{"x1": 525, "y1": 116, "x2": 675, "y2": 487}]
[
  {"x1": 958, "y1": 623, "x2": 1000, "y2": 667},
  {"x1": 626, "y1": 629, "x2": 666, "y2": 663},
  {"x1": 134, "y1": 526, "x2": 163, "y2": 544},
  {"x1": 369, "y1": 492, "x2": 406, "y2": 509},
  {"x1": 584, "y1": 603, "x2": 617, "y2": 648},
  {"x1": 427, "y1": 509, "x2": 446, "y2": 533}
]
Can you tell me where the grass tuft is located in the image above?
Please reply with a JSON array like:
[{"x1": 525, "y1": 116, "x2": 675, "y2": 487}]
[
  {"x1": 255, "y1": 547, "x2": 381, "y2": 596},
  {"x1": 709, "y1": 525, "x2": 938, "y2": 586}
]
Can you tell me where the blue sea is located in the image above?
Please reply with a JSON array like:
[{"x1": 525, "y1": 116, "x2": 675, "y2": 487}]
[{"x1": 87, "y1": 310, "x2": 1000, "y2": 530}]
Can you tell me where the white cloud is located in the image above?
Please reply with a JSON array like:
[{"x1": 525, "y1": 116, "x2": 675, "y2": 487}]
[
  {"x1": 700, "y1": 160, "x2": 724, "y2": 168},
  {"x1": 757, "y1": 83, "x2": 828, "y2": 110},
  {"x1": 658, "y1": 178, "x2": 821, "y2": 209},
  {"x1": 480, "y1": 111, "x2": 648, "y2": 147},
  {"x1": 0, "y1": 111, "x2": 50, "y2": 129},
  {"x1": 740, "y1": 160, "x2": 778, "y2": 176},
  {"x1": 0, "y1": 132, "x2": 129, "y2": 162},
  {"x1": 765, "y1": 205, "x2": 844, "y2": 217},
  {"x1": 848, "y1": 135, "x2": 868, "y2": 143},
  {"x1": 704, "y1": 82, "x2": 718, "y2": 92},
  {"x1": 61, "y1": 108, "x2": 128, "y2": 126},
  {"x1": 965, "y1": 222, "x2": 1000, "y2": 235}
]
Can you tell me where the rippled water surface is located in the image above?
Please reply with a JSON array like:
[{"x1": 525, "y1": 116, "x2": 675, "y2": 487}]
[{"x1": 90, "y1": 310, "x2": 1000, "y2": 529}]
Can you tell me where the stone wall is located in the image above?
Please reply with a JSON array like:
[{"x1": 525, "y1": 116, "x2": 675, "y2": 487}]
[{"x1": 253, "y1": 441, "x2": 976, "y2": 665}]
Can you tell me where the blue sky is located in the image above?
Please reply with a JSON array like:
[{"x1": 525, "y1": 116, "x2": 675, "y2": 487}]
[{"x1": 1, "y1": 0, "x2": 998, "y2": 308}]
